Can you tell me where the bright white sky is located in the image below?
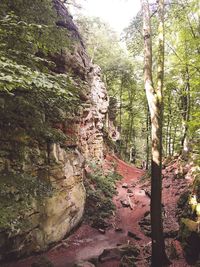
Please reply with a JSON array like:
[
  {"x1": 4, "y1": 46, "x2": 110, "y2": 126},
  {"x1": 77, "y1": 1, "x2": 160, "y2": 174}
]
[{"x1": 74, "y1": 0, "x2": 142, "y2": 34}]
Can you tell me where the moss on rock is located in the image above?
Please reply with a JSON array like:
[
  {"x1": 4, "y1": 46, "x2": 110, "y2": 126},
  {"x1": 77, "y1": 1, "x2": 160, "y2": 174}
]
[
  {"x1": 179, "y1": 218, "x2": 200, "y2": 263},
  {"x1": 0, "y1": 172, "x2": 53, "y2": 233}
]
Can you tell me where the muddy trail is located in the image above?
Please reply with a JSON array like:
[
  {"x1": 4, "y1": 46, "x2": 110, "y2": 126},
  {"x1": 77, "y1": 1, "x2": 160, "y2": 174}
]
[{"x1": 3, "y1": 155, "x2": 190, "y2": 267}]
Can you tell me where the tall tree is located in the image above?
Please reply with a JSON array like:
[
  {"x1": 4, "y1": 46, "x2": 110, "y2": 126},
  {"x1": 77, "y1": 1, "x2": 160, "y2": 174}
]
[{"x1": 140, "y1": 0, "x2": 169, "y2": 265}]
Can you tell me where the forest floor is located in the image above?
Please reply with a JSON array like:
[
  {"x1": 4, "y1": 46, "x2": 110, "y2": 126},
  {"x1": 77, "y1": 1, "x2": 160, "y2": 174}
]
[{"x1": 3, "y1": 155, "x2": 192, "y2": 267}]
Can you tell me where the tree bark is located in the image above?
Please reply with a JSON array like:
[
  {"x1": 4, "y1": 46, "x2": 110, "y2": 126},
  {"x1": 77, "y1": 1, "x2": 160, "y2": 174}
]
[
  {"x1": 181, "y1": 65, "x2": 190, "y2": 158},
  {"x1": 165, "y1": 93, "x2": 171, "y2": 157},
  {"x1": 172, "y1": 121, "x2": 178, "y2": 156},
  {"x1": 146, "y1": 104, "x2": 150, "y2": 169},
  {"x1": 168, "y1": 121, "x2": 172, "y2": 156},
  {"x1": 140, "y1": 0, "x2": 170, "y2": 265},
  {"x1": 119, "y1": 77, "x2": 123, "y2": 156}
]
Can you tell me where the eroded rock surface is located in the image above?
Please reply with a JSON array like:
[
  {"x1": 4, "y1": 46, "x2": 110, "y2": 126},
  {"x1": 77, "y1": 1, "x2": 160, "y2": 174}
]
[
  {"x1": 0, "y1": 145, "x2": 86, "y2": 260},
  {"x1": 0, "y1": 0, "x2": 114, "y2": 261}
]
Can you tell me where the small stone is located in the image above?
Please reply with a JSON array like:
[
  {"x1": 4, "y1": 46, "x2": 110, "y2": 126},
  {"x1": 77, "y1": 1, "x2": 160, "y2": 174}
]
[
  {"x1": 98, "y1": 228, "x2": 106, "y2": 234},
  {"x1": 143, "y1": 189, "x2": 151, "y2": 198},
  {"x1": 122, "y1": 183, "x2": 128, "y2": 188},
  {"x1": 127, "y1": 188, "x2": 133, "y2": 193},
  {"x1": 120, "y1": 200, "x2": 130, "y2": 207},
  {"x1": 131, "y1": 181, "x2": 137, "y2": 187},
  {"x1": 115, "y1": 227, "x2": 123, "y2": 232}
]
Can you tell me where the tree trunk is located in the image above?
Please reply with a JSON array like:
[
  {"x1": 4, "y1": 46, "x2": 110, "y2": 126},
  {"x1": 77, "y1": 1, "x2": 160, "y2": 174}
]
[
  {"x1": 146, "y1": 104, "x2": 150, "y2": 169},
  {"x1": 140, "y1": 0, "x2": 169, "y2": 265},
  {"x1": 128, "y1": 114, "x2": 134, "y2": 161},
  {"x1": 165, "y1": 93, "x2": 171, "y2": 157},
  {"x1": 167, "y1": 94, "x2": 172, "y2": 156},
  {"x1": 119, "y1": 78, "x2": 123, "y2": 156},
  {"x1": 172, "y1": 121, "x2": 178, "y2": 156},
  {"x1": 181, "y1": 65, "x2": 190, "y2": 158},
  {"x1": 165, "y1": 112, "x2": 169, "y2": 157},
  {"x1": 168, "y1": 120, "x2": 172, "y2": 156}
]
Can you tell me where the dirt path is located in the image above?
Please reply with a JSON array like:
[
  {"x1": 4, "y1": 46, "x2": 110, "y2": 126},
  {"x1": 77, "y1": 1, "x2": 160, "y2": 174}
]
[
  {"x1": 3, "y1": 155, "x2": 150, "y2": 267},
  {"x1": 2, "y1": 155, "x2": 190, "y2": 267}
]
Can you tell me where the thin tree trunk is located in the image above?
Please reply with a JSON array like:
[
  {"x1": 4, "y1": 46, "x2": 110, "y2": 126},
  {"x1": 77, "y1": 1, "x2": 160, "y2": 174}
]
[
  {"x1": 181, "y1": 65, "x2": 190, "y2": 157},
  {"x1": 128, "y1": 114, "x2": 134, "y2": 161},
  {"x1": 167, "y1": 94, "x2": 172, "y2": 156},
  {"x1": 168, "y1": 122, "x2": 172, "y2": 156},
  {"x1": 119, "y1": 78, "x2": 123, "y2": 155},
  {"x1": 146, "y1": 104, "x2": 150, "y2": 169},
  {"x1": 172, "y1": 122, "x2": 178, "y2": 156},
  {"x1": 141, "y1": 0, "x2": 169, "y2": 265},
  {"x1": 165, "y1": 112, "x2": 170, "y2": 157}
]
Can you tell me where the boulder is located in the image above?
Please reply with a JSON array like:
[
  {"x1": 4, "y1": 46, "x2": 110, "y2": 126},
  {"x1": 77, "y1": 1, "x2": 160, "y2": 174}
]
[
  {"x1": 0, "y1": 147, "x2": 86, "y2": 260},
  {"x1": 179, "y1": 218, "x2": 200, "y2": 264},
  {"x1": 99, "y1": 244, "x2": 139, "y2": 263}
]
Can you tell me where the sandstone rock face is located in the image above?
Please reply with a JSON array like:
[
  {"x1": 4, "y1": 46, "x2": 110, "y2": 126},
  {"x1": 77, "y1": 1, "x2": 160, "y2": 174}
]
[
  {"x1": 0, "y1": 144, "x2": 85, "y2": 260},
  {"x1": 53, "y1": 0, "x2": 112, "y2": 161},
  {"x1": 0, "y1": 0, "x2": 113, "y2": 261},
  {"x1": 36, "y1": 144, "x2": 86, "y2": 247},
  {"x1": 79, "y1": 65, "x2": 109, "y2": 161}
]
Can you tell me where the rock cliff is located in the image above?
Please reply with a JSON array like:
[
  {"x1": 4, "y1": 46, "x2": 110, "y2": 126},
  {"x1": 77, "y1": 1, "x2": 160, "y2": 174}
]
[{"x1": 0, "y1": 0, "x2": 113, "y2": 261}]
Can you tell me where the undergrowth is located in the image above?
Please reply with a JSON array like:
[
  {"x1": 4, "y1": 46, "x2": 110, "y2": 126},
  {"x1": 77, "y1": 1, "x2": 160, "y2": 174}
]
[
  {"x1": 120, "y1": 244, "x2": 140, "y2": 267},
  {"x1": 84, "y1": 161, "x2": 122, "y2": 228}
]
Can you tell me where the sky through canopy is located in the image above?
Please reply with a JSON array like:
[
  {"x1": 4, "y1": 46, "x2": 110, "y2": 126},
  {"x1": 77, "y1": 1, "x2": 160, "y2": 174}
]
[{"x1": 72, "y1": 0, "x2": 141, "y2": 33}]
